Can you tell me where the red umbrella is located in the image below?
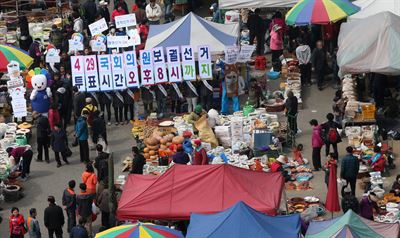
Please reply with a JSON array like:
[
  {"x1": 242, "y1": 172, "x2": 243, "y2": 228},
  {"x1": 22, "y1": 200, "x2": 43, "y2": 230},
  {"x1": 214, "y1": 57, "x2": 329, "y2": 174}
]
[{"x1": 325, "y1": 160, "x2": 340, "y2": 214}]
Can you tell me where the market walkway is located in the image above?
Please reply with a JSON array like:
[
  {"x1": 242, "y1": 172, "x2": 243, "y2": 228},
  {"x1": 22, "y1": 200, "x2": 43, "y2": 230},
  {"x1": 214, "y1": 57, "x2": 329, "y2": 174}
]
[{"x1": 0, "y1": 82, "x2": 398, "y2": 234}]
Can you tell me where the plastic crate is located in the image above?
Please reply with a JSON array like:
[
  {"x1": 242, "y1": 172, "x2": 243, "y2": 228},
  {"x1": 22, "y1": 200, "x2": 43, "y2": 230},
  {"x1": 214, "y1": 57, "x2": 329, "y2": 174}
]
[{"x1": 362, "y1": 105, "x2": 376, "y2": 120}]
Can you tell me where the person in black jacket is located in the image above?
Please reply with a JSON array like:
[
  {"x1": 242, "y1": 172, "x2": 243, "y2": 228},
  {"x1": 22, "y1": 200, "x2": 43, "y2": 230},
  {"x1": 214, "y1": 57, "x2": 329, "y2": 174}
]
[
  {"x1": 172, "y1": 146, "x2": 190, "y2": 165},
  {"x1": 340, "y1": 146, "x2": 360, "y2": 196},
  {"x1": 311, "y1": 40, "x2": 328, "y2": 90},
  {"x1": 94, "y1": 144, "x2": 109, "y2": 195},
  {"x1": 98, "y1": 1, "x2": 111, "y2": 23},
  {"x1": 130, "y1": 146, "x2": 145, "y2": 174},
  {"x1": 92, "y1": 111, "x2": 108, "y2": 145},
  {"x1": 70, "y1": 217, "x2": 89, "y2": 238},
  {"x1": 76, "y1": 183, "x2": 95, "y2": 236},
  {"x1": 50, "y1": 123, "x2": 69, "y2": 167},
  {"x1": 98, "y1": 92, "x2": 112, "y2": 126},
  {"x1": 285, "y1": 91, "x2": 298, "y2": 134},
  {"x1": 322, "y1": 113, "x2": 342, "y2": 157},
  {"x1": 123, "y1": 89, "x2": 135, "y2": 124},
  {"x1": 247, "y1": 8, "x2": 265, "y2": 55},
  {"x1": 82, "y1": 0, "x2": 97, "y2": 25},
  {"x1": 33, "y1": 112, "x2": 50, "y2": 163},
  {"x1": 44, "y1": 196, "x2": 64, "y2": 238},
  {"x1": 62, "y1": 180, "x2": 76, "y2": 233},
  {"x1": 112, "y1": 91, "x2": 124, "y2": 125},
  {"x1": 341, "y1": 186, "x2": 359, "y2": 214},
  {"x1": 73, "y1": 86, "x2": 86, "y2": 124}
]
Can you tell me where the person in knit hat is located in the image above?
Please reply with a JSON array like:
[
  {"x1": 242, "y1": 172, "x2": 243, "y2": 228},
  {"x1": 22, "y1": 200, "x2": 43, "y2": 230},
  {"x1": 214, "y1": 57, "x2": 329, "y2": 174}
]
[{"x1": 193, "y1": 140, "x2": 208, "y2": 165}]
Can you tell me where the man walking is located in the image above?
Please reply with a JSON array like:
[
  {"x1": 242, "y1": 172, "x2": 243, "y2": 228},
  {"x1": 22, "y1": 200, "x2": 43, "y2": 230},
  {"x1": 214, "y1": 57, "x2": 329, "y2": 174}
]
[
  {"x1": 311, "y1": 40, "x2": 328, "y2": 90},
  {"x1": 33, "y1": 111, "x2": 50, "y2": 163},
  {"x1": 62, "y1": 180, "x2": 77, "y2": 233},
  {"x1": 76, "y1": 183, "x2": 95, "y2": 237},
  {"x1": 44, "y1": 196, "x2": 65, "y2": 238},
  {"x1": 75, "y1": 111, "x2": 90, "y2": 163},
  {"x1": 341, "y1": 146, "x2": 360, "y2": 196}
]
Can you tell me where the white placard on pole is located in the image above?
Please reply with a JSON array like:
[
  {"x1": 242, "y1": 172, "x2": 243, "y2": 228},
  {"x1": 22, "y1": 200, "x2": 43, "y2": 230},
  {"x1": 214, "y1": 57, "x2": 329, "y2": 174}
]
[
  {"x1": 71, "y1": 56, "x2": 86, "y2": 92},
  {"x1": 88, "y1": 18, "x2": 108, "y2": 35},
  {"x1": 115, "y1": 14, "x2": 137, "y2": 28},
  {"x1": 107, "y1": 35, "x2": 129, "y2": 48}
]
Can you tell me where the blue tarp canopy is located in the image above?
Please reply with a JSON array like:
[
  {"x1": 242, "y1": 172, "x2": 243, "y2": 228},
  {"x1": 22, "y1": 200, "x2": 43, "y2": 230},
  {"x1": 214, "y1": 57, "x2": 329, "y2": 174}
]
[
  {"x1": 145, "y1": 12, "x2": 239, "y2": 54},
  {"x1": 186, "y1": 201, "x2": 300, "y2": 238}
]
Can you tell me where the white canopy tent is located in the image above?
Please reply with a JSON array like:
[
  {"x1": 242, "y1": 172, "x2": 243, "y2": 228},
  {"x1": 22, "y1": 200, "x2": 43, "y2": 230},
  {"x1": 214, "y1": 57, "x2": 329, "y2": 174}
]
[
  {"x1": 349, "y1": 0, "x2": 400, "y2": 20},
  {"x1": 218, "y1": 0, "x2": 297, "y2": 10},
  {"x1": 337, "y1": 11, "x2": 400, "y2": 76}
]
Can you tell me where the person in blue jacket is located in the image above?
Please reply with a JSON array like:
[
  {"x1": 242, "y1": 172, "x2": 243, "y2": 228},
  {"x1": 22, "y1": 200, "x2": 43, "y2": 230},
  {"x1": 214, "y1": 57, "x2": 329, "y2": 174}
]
[{"x1": 75, "y1": 110, "x2": 89, "y2": 163}]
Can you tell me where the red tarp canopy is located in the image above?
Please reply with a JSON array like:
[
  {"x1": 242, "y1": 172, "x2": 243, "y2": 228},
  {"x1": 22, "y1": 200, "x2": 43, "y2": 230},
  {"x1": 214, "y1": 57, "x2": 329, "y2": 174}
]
[{"x1": 117, "y1": 164, "x2": 285, "y2": 220}]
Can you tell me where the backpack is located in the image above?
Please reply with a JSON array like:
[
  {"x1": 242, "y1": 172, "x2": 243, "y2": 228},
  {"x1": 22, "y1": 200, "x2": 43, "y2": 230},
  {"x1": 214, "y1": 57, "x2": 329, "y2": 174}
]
[{"x1": 328, "y1": 127, "x2": 338, "y2": 143}]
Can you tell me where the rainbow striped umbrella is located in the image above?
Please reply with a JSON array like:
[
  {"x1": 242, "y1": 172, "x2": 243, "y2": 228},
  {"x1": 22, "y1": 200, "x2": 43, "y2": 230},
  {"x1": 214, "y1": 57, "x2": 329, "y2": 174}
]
[
  {"x1": 286, "y1": 0, "x2": 360, "y2": 25},
  {"x1": 95, "y1": 223, "x2": 184, "y2": 238},
  {"x1": 0, "y1": 44, "x2": 33, "y2": 72}
]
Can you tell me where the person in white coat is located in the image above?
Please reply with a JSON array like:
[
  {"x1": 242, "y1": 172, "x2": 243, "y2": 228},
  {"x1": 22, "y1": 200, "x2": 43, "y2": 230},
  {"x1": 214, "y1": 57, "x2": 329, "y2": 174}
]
[
  {"x1": 295, "y1": 38, "x2": 312, "y2": 86},
  {"x1": 146, "y1": 0, "x2": 162, "y2": 25}
]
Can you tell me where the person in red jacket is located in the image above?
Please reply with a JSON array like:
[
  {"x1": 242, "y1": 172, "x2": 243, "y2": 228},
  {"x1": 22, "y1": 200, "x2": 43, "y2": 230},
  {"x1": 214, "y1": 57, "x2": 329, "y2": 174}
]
[
  {"x1": 111, "y1": 3, "x2": 127, "y2": 22},
  {"x1": 193, "y1": 140, "x2": 208, "y2": 165},
  {"x1": 368, "y1": 146, "x2": 386, "y2": 173},
  {"x1": 9, "y1": 207, "x2": 26, "y2": 238},
  {"x1": 48, "y1": 103, "x2": 61, "y2": 131}
]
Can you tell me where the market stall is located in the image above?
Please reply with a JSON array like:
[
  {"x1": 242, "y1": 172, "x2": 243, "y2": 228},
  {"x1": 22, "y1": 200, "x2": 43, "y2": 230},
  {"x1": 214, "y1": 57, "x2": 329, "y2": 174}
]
[
  {"x1": 186, "y1": 201, "x2": 301, "y2": 238},
  {"x1": 145, "y1": 12, "x2": 240, "y2": 55},
  {"x1": 338, "y1": 12, "x2": 400, "y2": 76},
  {"x1": 117, "y1": 164, "x2": 285, "y2": 220},
  {"x1": 349, "y1": 0, "x2": 400, "y2": 20},
  {"x1": 305, "y1": 210, "x2": 400, "y2": 238}
]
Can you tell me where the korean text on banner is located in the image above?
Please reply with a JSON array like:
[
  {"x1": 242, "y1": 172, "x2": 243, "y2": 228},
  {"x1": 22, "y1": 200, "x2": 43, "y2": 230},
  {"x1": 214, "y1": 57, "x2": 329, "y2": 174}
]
[
  {"x1": 224, "y1": 45, "x2": 239, "y2": 65},
  {"x1": 115, "y1": 14, "x2": 137, "y2": 28},
  {"x1": 140, "y1": 50, "x2": 155, "y2": 86},
  {"x1": 88, "y1": 18, "x2": 108, "y2": 36},
  {"x1": 71, "y1": 56, "x2": 86, "y2": 92},
  {"x1": 12, "y1": 98, "x2": 27, "y2": 118},
  {"x1": 166, "y1": 46, "x2": 182, "y2": 83},
  {"x1": 123, "y1": 51, "x2": 140, "y2": 88},
  {"x1": 107, "y1": 35, "x2": 129, "y2": 48},
  {"x1": 152, "y1": 47, "x2": 168, "y2": 84},
  {"x1": 237, "y1": 45, "x2": 256, "y2": 63},
  {"x1": 181, "y1": 45, "x2": 196, "y2": 81},
  {"x1": 97, "y1": 54, "x2": 113, "y2": 91},
  {"x1": 111, "y1": 54, "x2": 127, "y2": 90},
  {"x1": 84, "y1": 55, "x2": 100, "y2": 92},
  {"x1": 198, "y1": 45, "x2": 212, "y2": 79}
]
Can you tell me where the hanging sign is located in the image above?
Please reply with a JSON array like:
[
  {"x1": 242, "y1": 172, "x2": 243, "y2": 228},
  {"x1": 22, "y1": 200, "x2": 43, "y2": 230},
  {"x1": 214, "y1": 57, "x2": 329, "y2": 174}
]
[
  {"x1": 237, "y1": 45, "x2": 256, "y2": 63},
  {"x1": 224, "y1": 45, "x2": 239, "y2": 65}
]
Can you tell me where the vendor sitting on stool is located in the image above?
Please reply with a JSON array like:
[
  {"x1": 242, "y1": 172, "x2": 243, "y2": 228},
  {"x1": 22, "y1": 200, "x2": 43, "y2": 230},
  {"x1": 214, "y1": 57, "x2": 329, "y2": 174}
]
[
  {"x1": 390, "y1": 174, "x2": 400, "y2": 196},
  {"x1": 270, "y1": 155, "x2": 291, "y2": 182}
]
